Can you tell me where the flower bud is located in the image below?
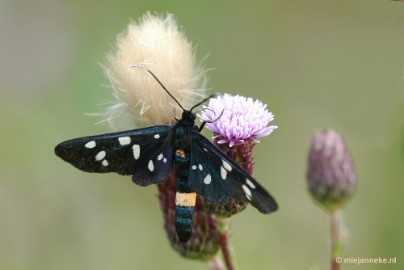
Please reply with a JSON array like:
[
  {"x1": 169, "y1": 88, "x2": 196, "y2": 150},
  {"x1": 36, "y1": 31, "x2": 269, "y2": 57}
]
[{"x1": 307, "y1": 129, "x2": 356, "y2": 212}]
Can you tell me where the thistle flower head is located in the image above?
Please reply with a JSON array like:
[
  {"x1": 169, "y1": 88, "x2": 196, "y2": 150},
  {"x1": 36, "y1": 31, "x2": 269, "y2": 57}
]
[
  {"x1": 103, "y1": 12, "x2": 207, "y2": 128},
  {"x1": 199, "y1": 94, "x2": 278, "y2": 216},
  {"x1": 307, "y1": 129, "x2": 356, "y2": 213},
  {"x1": 199, "y1": 94, "x2": 278, "y2": 147}
]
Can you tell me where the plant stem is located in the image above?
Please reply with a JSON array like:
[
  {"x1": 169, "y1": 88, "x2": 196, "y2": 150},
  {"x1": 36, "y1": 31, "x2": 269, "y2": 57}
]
[
  {"x1": 218, "y1": 217, "x2": 237, "y2": 270},
  {"x1": 207, "y1": 255, "x2": 225, "y2": 270},
  {"x1": 330, "y1": 209, "x2": 342, "y2": 270}
]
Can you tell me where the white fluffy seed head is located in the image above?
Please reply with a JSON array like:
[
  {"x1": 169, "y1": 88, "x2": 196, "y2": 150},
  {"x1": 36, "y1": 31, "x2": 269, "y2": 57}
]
[{"x1": 103, "y1": 12, "x2": 208, "y2": 127}]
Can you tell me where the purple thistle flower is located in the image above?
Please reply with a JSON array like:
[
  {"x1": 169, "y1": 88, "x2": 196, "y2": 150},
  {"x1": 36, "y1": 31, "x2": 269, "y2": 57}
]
[
  {"x1": 199, "y1": 94, "x2": 278, "y2": 147},
  {"x1": 199, "y1": 94, "x2": 277, "y2": 215},
  {"x1": 198, "y1": 94, "x2": 278, "y2": 269}
]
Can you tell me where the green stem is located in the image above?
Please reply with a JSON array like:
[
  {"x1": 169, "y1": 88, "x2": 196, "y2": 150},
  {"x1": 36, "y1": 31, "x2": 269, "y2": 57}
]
[
  {"x1": 330, "y1": 209, "x2": 346, "y2": 270},
  {"x1": 218, "y1": 217, "x2": 237, "y2": 270},
  {"x1": 207, "y1": 255, "x2": 225, "y2": 270}
]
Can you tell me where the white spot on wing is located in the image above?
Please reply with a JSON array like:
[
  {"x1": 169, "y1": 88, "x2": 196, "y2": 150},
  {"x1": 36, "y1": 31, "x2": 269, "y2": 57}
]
[
  {"x1": 154, "y1": 134, "x2": 160, "y2": 139},
  {"x1": 118, "y1": 136, "x2": 131, "y2": 145},
  {"x1": 246, "y1": 179, "x2": 256, "y2": 189},
  {"x1": 242, "y1": 184, "x2": 252, "y2": 200},
  {"x1": 220, "y1": 166, "x2": 227, "y2": 180},
  {"x1": 85, "y1": 141, "x2": 96, "y2": 149},
  {"x1": 222, "y1": 160, "x2": 232, "y2": 172},
  {"x1": 203, "y1": 174, "x2": 212, "y2": 184},
  {"x1": 163, "y1": 158, "x2": 167, "y2": 163},
  {"x1": 198, "y1": 164, "x2": 203, "y2": 171},
  {"x1": 148, "y1": 160, "x2": 154, "y2": 172},
  {"x1": 95, "y1": 151, "x2": 106, "y2": 161},
  {"x1": 192, "y1": 165, "x2": 197, "y2": 170},
  {"x1": 132, "y1": 144, "x2": 140, "y2": 160},
  {"x1": 102, "y1": 160, "x2": 109, "y2": 166},
  {"x1": 157, "y1": 153, "x2": 163, "y2": 160}
]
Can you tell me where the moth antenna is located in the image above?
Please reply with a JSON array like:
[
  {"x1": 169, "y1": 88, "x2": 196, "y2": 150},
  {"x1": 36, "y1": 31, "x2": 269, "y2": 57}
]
[
  {"x1": 196, "y1": 106, "x2": 214, "y2": 115},
  {"x1": 190, "y1": 94, "x2": 216, "y2": 112},
  {"x1": 130, "y1": 65, "x2": 186, "y2": 111},
  {"x1": 199, "y1": 109, "x2": 224, "y2": 132}
]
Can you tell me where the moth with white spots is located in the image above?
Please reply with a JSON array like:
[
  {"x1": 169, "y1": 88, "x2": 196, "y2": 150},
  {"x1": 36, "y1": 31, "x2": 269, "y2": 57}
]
[
  {"x1": 54, "y1": 67, "x2": 278, "y2": 242},
  {"x1": 55, "y1": 117, "x2": 278, "y2": 211}
]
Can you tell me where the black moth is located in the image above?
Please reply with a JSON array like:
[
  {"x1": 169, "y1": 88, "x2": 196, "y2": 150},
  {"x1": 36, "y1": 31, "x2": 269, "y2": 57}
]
[{"x1": 55, "y1": 66, "x2": 278, "y2": 242}]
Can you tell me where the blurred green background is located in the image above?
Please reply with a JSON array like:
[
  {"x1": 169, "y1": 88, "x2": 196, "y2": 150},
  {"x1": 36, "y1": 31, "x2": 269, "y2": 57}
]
[{"x1": 1, "y1": 0, "x2": 403, "y2": 269}]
